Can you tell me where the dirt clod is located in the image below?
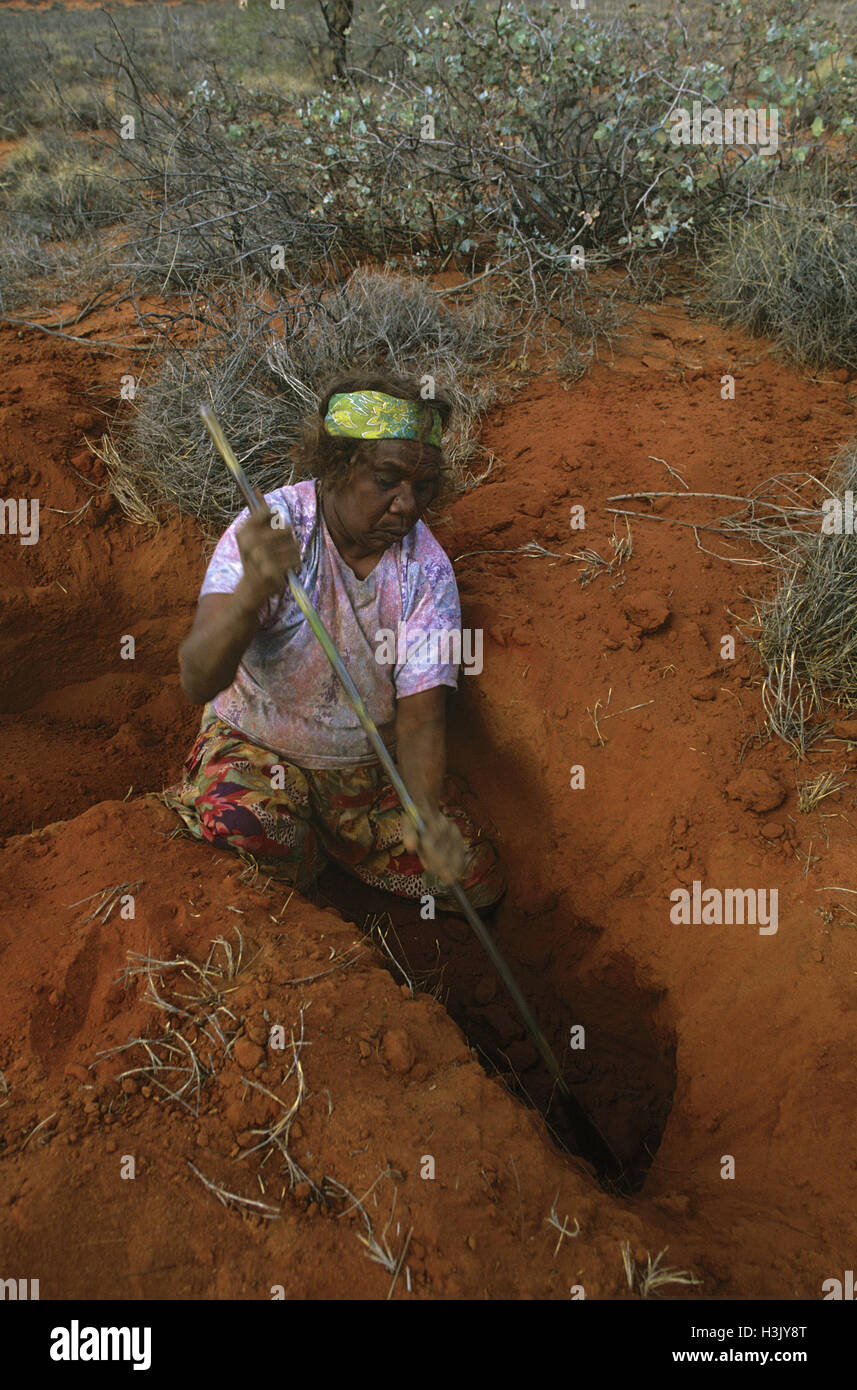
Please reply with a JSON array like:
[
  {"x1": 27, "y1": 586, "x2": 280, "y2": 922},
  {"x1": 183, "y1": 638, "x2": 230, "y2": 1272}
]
[
  {"x1": 381, "y1": 1029, "x2": 415, "y2": 1074},
  {"x1": 233, "y1": 1037, "x2": 266, "y2": 1070},
  {"x1": 726, "y1": 769, "x2": 786, "y2": 813},
  {"x1": 622, "y1": 590, "x2": 671, "y2": 634}
]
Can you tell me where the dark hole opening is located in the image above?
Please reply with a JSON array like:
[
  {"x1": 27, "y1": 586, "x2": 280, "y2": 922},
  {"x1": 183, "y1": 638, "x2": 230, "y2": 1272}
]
[{"x1": 313, "y1": 866, "x2": 676, "y2": 1197}]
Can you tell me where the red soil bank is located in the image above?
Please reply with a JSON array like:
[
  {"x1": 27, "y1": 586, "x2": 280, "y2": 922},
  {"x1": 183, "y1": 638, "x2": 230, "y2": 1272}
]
[{"x1": 1, "y1": 297, "x2": 856, "y2": 1297}]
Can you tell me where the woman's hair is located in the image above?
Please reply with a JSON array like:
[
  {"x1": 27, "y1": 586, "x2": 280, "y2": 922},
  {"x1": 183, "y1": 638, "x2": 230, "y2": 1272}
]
[{"x1": 290, "y1": 370, "x2": 454, "y2": 500}]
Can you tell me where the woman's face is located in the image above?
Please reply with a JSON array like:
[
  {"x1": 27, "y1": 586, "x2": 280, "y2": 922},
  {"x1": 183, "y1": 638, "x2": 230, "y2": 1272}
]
[{"x1": 328, "y1": 439, "x2": 443, "y2": 553}]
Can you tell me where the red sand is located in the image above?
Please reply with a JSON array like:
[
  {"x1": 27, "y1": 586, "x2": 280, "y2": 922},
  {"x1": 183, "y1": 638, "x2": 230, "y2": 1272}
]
[{"x1": 2, "y1": 294, "x2": 857, "y2": 1298}]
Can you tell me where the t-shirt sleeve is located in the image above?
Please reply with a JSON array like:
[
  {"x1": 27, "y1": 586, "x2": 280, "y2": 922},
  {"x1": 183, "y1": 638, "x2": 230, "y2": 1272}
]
[
  {"x1": 394, "y1": 550, "x2": 462, "y2": 698},
  {"x1": 200, "y1": 508, "x2": 249, "y2": 596}
]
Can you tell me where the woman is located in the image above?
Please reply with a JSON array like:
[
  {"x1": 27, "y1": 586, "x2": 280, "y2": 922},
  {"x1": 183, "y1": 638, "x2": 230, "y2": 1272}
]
[{"x1": 168, "y1": 371, "x2": 506, "y2": 913}]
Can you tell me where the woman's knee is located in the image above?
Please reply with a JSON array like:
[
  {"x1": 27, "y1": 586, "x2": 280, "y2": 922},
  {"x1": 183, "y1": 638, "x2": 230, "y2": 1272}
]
[{"x1": 197, "y1": 793, "x2": 303, "y2": 858}]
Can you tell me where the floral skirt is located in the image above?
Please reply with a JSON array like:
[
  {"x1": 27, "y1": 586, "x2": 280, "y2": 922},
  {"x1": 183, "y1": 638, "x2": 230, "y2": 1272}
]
[{"x1": 162, "y1": 706, "x2": 506, "y2": 911}]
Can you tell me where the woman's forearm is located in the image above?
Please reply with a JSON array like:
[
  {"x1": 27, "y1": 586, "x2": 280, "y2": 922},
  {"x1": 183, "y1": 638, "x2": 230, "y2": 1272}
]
[
  {"x1": 396, "y1": 718, "x2": 447, "y2": 815},
  {"x1": 395, "y1": 712, "x2": 468, "y2": 885},
  {"x1": 179, "y1": 579, "x2": 265, "y2": 704}
]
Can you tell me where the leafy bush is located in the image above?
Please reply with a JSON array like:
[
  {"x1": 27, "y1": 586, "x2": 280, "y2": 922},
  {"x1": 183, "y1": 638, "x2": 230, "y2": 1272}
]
[
  {"x1": 6, "y1": 0, "x2": 857, "y2": 325},
  {"x1": 87, "y1": 0, "x2": 855, "y2": 309}
]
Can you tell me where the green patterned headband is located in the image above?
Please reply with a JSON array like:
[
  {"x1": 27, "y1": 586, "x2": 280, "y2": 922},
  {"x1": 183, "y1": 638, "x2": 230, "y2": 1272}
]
[{"x1": 324, "y1": 390, "x2": 443, "y2": 448}]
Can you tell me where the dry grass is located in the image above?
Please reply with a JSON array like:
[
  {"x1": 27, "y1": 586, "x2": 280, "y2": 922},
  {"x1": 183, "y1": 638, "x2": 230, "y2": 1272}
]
[
  {"x1": 705, "y1": 193, "x2": 857, "y2": 371},
  {"x1": 453, "y1": 528, "x2": 633, "y2": 589},
  {"x1": 605, "y1": 457, "x2": 857, "y2": 756},
  {"x1": 621, "y1": 1241, "x2": 701, "y2": 1299},
  {"x1": 325, "y1": 1169, "x2": 412, "y2": 1293},
  {"x1": 93, "y1": 929, "x2": 249, "y2": 1115},
  {"x1": 234, "y1": 1008, "x2": 322, "y2": 1198},
  {"x1": 363, "y1": 910, "x2": 445, "y2": 1002},
  {"x1": 751, "y1": 439, "x2": 857, "y2": 754},
  {"x1": 0, "y1": 132, "x2": 126, "y2": 239},
  {"x1": 797, "y1": 770, "x2": 848, "y2": 813},
  {"x1": 0, "y1": 131, "x2": 126, "y2": 312},
  {"x1": 93, "y1": 928, "x2": 324, "y2": 1211},
  {"x1": 544, "y1": 1192, "x2": 581, "y2": 1257},
  {"x1": 187, "y1": 1160, "x2": 282, "y2": 1219},
  {"x1": 100, "y1": 267, "x2": 507, "y2": 530},
  {"x1": 0, "y1": 227, "x2": 108, "y2": 315}
]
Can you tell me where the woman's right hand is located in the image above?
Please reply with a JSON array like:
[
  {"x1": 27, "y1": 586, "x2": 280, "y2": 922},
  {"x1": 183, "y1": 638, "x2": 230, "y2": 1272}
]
[{"x1": 236, "y1": 494, "x2": 302, "y2": 605}]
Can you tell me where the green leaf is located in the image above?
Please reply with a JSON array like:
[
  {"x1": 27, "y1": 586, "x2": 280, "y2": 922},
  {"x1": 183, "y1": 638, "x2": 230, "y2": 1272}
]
[{"x1": 811, "y1": 115, "x2": 824, "y2": 137}]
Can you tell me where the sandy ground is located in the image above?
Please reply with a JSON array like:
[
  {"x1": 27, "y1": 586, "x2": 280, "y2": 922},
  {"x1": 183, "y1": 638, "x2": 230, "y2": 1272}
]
[{"x1": 1, "y1": 285, "x2": 857, "y2": 1297}]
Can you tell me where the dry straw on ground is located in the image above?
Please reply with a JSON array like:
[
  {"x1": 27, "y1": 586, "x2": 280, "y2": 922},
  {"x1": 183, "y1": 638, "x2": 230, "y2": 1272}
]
[{"x1": 621, "y1": 1240, "x2": 701, "y2": 1299}]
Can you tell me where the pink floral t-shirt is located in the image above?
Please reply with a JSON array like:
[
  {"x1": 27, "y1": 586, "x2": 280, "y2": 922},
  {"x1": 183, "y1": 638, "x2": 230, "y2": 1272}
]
[{"x1": 200, "y1": 479, "x2": 461, "y2": 768}]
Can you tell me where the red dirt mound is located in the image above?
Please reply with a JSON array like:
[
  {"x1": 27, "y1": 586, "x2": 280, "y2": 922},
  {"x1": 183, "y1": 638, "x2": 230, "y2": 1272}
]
[
  {"x1": 0, "y1": 795, "x2": 656, "y2": 1298},
  {"x1": 0, "y1": 324, "x2": 202, "y2": 838}
]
